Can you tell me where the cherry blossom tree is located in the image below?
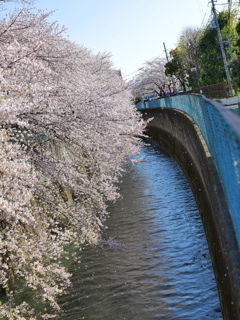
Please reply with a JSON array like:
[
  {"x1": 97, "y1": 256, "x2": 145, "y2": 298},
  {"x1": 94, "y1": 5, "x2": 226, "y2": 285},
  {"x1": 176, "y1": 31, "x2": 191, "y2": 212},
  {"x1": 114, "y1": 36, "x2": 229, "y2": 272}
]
[
  {"x1": 0, "y1": 1, "x2": 146, "y2": 318},
  {"x1": 130, "y1": 57, "x2": 173, "y2": 102}
]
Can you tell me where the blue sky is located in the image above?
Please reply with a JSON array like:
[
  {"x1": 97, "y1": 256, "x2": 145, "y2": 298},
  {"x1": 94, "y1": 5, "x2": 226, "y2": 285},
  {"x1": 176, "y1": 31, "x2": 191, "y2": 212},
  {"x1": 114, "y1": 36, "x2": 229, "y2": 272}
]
[{"x1": 12, "y1": 0, "x2": 231, "y2": 79}]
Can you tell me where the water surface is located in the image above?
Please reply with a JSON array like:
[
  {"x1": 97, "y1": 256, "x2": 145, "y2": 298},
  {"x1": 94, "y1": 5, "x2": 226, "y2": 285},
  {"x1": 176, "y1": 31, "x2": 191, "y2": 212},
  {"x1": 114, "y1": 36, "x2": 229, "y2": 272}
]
[{"x1": 59, "y1": 143, "x2": 223, "y2": 320}]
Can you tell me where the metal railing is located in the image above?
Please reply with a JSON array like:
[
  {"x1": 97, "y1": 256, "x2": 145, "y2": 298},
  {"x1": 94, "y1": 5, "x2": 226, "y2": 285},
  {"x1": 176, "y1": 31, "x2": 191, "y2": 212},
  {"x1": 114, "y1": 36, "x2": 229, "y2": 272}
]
[{"x1": 136, "y1": 94, "x2": 240, "y2": 247}]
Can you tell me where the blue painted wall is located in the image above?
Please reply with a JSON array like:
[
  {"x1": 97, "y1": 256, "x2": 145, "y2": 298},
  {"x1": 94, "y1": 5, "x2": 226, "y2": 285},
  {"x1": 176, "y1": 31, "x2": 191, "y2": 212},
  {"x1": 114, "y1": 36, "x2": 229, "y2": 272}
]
[{"x1": 137, "y1": 94, "x2": 240, "y2": 248}]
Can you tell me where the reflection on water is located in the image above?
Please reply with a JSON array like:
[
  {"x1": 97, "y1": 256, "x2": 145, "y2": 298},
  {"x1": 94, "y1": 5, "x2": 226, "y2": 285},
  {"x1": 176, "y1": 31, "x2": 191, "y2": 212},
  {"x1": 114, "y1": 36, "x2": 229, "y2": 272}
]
[{"x1": 58, "y1": 144, "x2": 223, "y2": 319}]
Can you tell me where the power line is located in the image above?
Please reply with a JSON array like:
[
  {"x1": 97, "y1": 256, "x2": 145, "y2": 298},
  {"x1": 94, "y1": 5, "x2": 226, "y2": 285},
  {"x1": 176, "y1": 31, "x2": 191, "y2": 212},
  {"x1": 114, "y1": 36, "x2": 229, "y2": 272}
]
[
  {"x1": 197, "y1": 0, "x2": 205, "y2": 20},
  {"x1": 123, "y1": 52, "x2": 165, "y2": 80},
  {"x1": 122, "y1": 70, "x2": 140, "y2": 80},
  {"x1": 198, "y1": 1, "x2": 212, "y2": 31}
]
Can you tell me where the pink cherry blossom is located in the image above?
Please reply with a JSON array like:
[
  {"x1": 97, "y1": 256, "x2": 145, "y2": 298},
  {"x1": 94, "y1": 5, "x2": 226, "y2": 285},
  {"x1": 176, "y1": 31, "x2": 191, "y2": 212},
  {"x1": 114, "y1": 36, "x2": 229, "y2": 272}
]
[{"x1": 0, "y1": 0, "x2": 146, "y2": 318}]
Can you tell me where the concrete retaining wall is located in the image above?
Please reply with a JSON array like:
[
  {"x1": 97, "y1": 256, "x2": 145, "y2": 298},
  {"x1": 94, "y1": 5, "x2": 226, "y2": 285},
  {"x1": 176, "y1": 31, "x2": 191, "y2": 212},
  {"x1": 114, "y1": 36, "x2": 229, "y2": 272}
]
[{"x1": 140, "y1": 107, "x2": 240, "y2": 320}]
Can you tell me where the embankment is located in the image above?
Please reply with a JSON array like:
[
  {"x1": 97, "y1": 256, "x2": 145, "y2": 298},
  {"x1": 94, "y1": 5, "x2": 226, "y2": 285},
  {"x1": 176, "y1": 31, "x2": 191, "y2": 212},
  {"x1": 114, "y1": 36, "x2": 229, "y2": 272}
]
[{"x1": 140, "y1": 106, "x2": 240, "y2": 320}]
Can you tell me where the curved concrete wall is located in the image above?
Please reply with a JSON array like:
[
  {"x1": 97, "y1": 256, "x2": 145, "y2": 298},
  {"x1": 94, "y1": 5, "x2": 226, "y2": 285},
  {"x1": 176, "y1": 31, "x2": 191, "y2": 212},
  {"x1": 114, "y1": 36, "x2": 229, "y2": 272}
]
[
  {"x1": 137, "y1": 94, "x2": 240, "y2": 248},
  {"x1": 140, "y1": 107, "x2": 240, "y2": 320}
]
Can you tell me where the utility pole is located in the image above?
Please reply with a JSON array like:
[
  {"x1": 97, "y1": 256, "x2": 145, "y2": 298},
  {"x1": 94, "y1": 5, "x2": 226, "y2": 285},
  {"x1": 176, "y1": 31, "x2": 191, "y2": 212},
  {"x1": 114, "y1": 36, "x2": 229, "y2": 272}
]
[
  {"x1": 227, "y1": 0, "x2": 234, "y2": 60},
  {"x1": 163, "y1": 42, "x2": 169, "y2": 62},
  {"x1": 211, "y1": 0, "x2": 233, "y2": 96},
  {"x1": 163, "y1": 42, "x2": 176, "y2": 93}
]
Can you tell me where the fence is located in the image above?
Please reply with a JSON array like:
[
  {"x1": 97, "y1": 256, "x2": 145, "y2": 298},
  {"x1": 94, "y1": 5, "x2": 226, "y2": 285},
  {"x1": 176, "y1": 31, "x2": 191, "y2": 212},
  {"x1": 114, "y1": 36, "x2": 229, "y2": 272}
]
[
  {"x1": 186, "y1": 82, "x2": 228, "y2": 99},
  {"x1": 136, "y1": 94, "x2": 240, "y2": 247}
]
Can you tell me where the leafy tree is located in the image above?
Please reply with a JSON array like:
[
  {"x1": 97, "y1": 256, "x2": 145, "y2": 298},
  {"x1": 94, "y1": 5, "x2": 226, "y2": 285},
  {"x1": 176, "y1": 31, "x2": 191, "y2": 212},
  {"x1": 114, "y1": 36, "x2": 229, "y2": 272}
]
[
  {"x1": 199, "y1": 9, "x2": 239, "y2": 86},
  {"x1": 230, "y1": 19, "x2": 240, "y2": 88},
  {"x1": 177, "y1": 27, "x2": 203, "y2": 89},
  {"x1": 165, "y1": 48, "x2": 187, "y2": 92},
  {"x1": 230, "y1": 58, "x2": 240, "y2": 87},
  {"x1": 198, "y1": 27, "x2": 226, "y2": 85},
  {"x1": 236, "y1": 19, "x2": 240, "y2": 36}
]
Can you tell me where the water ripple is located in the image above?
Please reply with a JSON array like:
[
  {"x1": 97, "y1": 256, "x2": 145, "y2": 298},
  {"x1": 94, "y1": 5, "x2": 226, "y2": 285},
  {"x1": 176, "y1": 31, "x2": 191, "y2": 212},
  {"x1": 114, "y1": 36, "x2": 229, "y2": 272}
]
[{"x1": 58, "y1": 144, "x2": 222, "y2": 320}]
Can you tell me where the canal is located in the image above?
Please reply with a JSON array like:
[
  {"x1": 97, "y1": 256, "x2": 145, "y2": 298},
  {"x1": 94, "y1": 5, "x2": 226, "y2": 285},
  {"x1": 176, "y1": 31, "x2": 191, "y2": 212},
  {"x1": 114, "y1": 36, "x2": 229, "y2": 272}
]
[{"x1": 58, "y1": 142, "x2": 223, "y2": 319}]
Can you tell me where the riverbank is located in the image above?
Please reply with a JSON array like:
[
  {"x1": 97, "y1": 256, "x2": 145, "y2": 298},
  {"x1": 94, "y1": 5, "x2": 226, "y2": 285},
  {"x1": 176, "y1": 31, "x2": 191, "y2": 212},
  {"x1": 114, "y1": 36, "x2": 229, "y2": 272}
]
[{"x1": 140, "y1": 106, "x2": 240, "y2": 319}]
